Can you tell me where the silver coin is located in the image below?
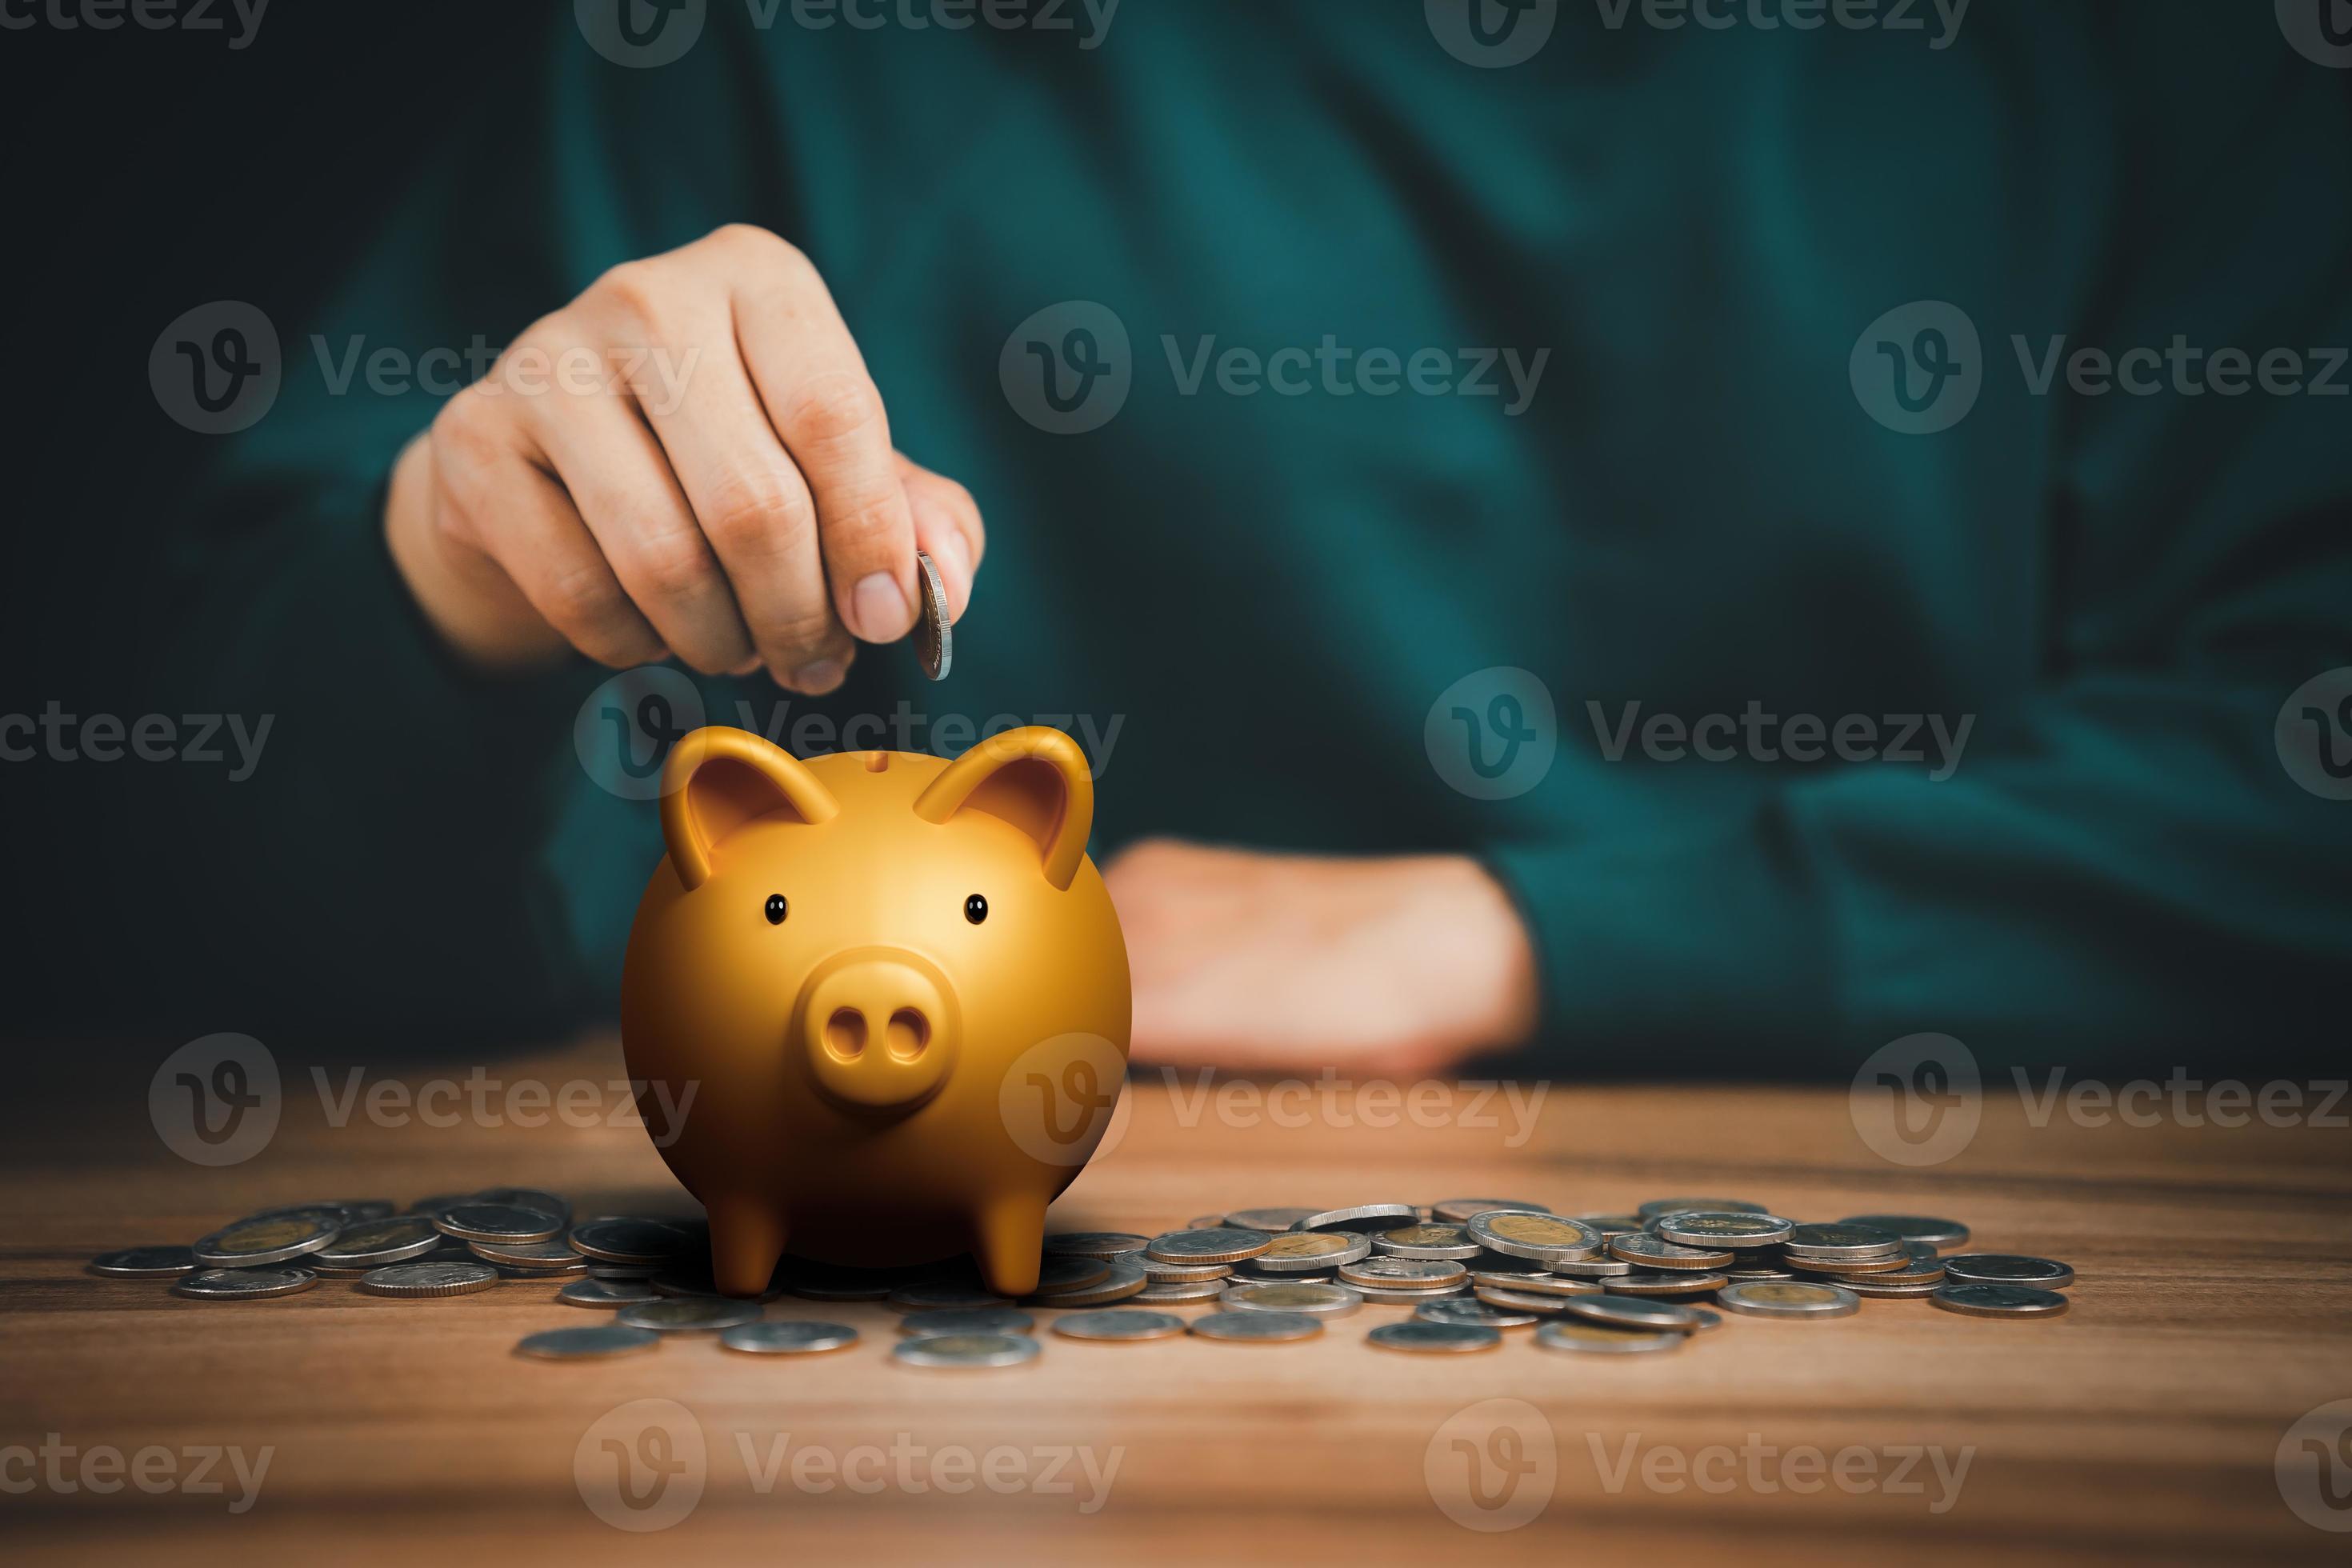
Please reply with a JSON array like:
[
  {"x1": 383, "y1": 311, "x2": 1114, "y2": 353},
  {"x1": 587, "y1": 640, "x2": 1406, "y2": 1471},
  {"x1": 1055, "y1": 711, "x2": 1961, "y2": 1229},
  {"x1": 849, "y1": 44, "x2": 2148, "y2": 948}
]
[
  {"x1": 1931, "y1": 1283, "x2": 2071, "y2": 1318},
  {"x1": 1249, "y1": 1231, "x2": 1372, "y2": 1272},
  {"x1": 565, "y1": 1217, "x2": 697, "y2": 1265},
  {"x1": 1220, "y1": 1281, "x2": 1363, "y2": 1318},
  {"x1": 434, "y1": 1204, "x2": 563, "y2": 1245},
  {"x1": 1053, "y1": 1310, "x2": 1189, "y2": 1342},
  {"x1": 1032, "y1": 1258, "x2": 1149, "y2": 1306},
  {"x1": 1842, "y1": 1275, "x2": 1947, "y2": 1298},
  {"x1": 1231, "y1": 1266, "x2": 1335, "y2": 1286},
  {"x1": 470, "y1": 1237, "x2": 590, "y2": 1269},
  {"x1": 1476, "y1": 1271, "x2": 1598, "y2": 1298},
  {"x1": 1473, "y1": 1286, "x2": 1575, "y2": 1314},
  {"x1": 1042, "y1": 1232, "x2": 1150, "y2": 1258},
  {"x1": 1689, "y1": 1307, "x2": 1724, "y2": 1332},
  {"x1": 515, "y1": 1326, "x2": 661, "y2": 1361},
  {"x1": 1839, "y1": 1214, "x2": 1970, "y2": 1250},
  {"x1": 558, "y1": 1278, "x2": 661, "y2": 1308},
  {"x1": 173, "y1": 1266, "x2": 318, "y2": 1300},
  {"x1": 1224, "y1": 1207, "x2": 1320, "y2": 1232},
  {"x1": 1561, "y1": 1294, "x2": 1709, "y2": 1333},
  {"x1": 90, "y1": 1246, "x2": 197, "y2": 1278},
  {"x1": 1651, "y1": 1211, "x2": 1794, "y2": 1248},
  {"x1": 899, "y1": 1308, "x2": 1035, "y2": 1338},
  {"x1": 1717, "y1": 1281, "x2": 1862, "y2": 1319},
  {"x1": 890, "y1": 1280, "x2": 1015, "y2": 1310},
  {"x1": 1432, "y1": 1198, "x2": 1550, "y2": 1225},
  {"x1": 722, "y1": 1321, "x2": 860, "y2": 1354},
  {"x1": 1144, "y1": 1227, "x2": 1274, "y2": 1263},
  {"x1": 1608, "y1": 1232, "x2": 1732, "y2": 1270},
  {"x1": 312, "y1": 1218, "x2": 444, "y2": 1270},
  {"x1": 1469, "y1": 1266, "x2": 1560, "y2": 1290},
  {"x1": 1940, "y1": 1254, "x2": 2074, "y2": 1289},
  {"x1": 1543, "y1": 1255, "x2": 1634, "y2": 1278},
  {"x1": 1781, "y1": 1223, "x2": 1904, "y2": 1261},
  {"x1": 1189, "y1": 1310, "x2": 1323, "y2": 1342},
  {"x1": 1338, "y1": 1256, "x2": 1466, "y2": 1289},
  {"x1": 1371, "y1": 1225, "x2": 1482, "y2": 1261},
  {"x1": 1534, "y1": 1319, "x2": 1685, "y2": 1354},
  {"x1": 1369, "y1": 1321, "x2": 1502, "y2": 1354},
  {"x1": 191, "y1": 1214, "x2": 342, "y2": 1268},
  {"x1": 1135, "y1": 1278, "x2": 1230, "y2": 1302},
  {"x1": 1418, "y1": 1298, "x2": 1538, "y2": 1330},
  {"x1": 912, "y1": 549, "x2": 952, "y2": 680},
  {"x1": 233, "y1": 1202, "x2": 358, "y2": 1230},
  {"x1": 358, "y1": 1260, "x2": 501, "y2": 1298},
  {"x1": 617, "y1": 1297, "x2": 762, "y2": 1332},
  {"x1": 1141, "y1": 1259, "x2": 1232, "y2": 1283},
  {"x1": 1636, "y1": 1197, "x2": 1767, "y2": 1220},
  {"x1": 892, "y1": 1332, "x2": 1039, "y2": 1368},
  {"x1": 469, "y1": 1186, "x2": 571, "y2": 1222},
  {"x1": 1468, "y1": 1210, "x2": 1602, "y2": 1262},
  {"x1": 1607, "y1": 1270, "x2": 1730, "y2": 1296},
  {"x1": 1353, "y1": 1282, "x2": 1470, "y2": 1303},
  {"x1": 1288, "y1": 1203, "x2": 1418, "y2": 1234},
  {"x1": 1030, "y1": 1255, "x2": 1114, "y2": 1294}
]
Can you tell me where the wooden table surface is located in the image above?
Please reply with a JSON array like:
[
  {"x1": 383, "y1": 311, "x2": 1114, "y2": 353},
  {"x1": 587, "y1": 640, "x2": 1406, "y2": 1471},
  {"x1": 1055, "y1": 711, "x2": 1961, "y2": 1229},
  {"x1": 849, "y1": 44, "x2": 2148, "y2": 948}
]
[{"x1": 5, "y1": 1036, "x2": 2349, "y2": 1565}]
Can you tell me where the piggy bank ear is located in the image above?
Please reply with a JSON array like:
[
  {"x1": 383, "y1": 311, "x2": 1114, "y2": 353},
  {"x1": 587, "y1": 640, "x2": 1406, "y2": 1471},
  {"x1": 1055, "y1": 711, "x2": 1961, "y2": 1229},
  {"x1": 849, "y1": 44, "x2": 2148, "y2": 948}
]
[
  {"x1": 659, "y1": 726, "x2": 839, "y2": 891},
  {"x1": 914, "y1": 726, "x2": 1094, "y2": 890}
]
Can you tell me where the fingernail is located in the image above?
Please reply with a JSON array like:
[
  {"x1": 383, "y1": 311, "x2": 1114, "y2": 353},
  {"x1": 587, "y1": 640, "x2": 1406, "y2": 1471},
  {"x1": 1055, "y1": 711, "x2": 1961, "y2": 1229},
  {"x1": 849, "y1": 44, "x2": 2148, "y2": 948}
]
[
  {"x1": 792, "y1": 658, "x2": 845, "y2": 694},
  {"x1": 852, "y1": 571, "x2": 911, "y2": 641}
]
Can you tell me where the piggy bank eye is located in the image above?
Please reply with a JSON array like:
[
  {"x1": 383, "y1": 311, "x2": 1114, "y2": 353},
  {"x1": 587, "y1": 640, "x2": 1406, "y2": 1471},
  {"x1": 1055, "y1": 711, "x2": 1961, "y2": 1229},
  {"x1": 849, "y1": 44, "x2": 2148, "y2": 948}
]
[
  {"x1": 765, "y1": 894, "x2": 788, "y2": 925},
  {"x1": 964, "y1": 894, "x2": 988, "y2": 925}
]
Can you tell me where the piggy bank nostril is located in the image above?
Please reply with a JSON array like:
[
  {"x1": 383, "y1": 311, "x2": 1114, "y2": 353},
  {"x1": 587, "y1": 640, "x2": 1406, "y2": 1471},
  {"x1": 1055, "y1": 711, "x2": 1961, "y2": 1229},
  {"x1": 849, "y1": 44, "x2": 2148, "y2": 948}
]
[
  {"x1": 886, "y1": 1007, "x2": 930, "y2": 1062},
  {"x1": 825, "y1": 1007, "x2": 868, "y2": 1060}
]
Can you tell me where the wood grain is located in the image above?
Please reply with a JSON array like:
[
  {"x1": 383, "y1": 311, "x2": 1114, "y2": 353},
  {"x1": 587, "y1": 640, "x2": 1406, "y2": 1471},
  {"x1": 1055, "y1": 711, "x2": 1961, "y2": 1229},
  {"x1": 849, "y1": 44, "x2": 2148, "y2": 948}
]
[{"x1": 4, "y1": 1036, "x2": 2348, "y2": 1565}]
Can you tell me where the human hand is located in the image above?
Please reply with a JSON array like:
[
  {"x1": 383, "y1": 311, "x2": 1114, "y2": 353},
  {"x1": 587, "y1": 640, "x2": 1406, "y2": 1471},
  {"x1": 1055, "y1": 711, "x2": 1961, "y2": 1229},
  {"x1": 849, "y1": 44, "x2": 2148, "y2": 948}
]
[
  {"x1": 384, "y1": 224, "x2": 983, "y2": 694},
  {"x1": 1104, "y1": 840, "x2": 1539, "y2": 1080}
]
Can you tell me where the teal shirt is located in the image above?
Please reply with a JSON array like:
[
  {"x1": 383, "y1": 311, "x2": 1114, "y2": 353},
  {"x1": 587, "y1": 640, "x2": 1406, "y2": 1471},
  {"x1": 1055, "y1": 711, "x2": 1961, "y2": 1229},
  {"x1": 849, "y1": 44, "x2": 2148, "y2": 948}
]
[{"x1": 154, "y1": 2, "x2": 2350, "y2": 1073}]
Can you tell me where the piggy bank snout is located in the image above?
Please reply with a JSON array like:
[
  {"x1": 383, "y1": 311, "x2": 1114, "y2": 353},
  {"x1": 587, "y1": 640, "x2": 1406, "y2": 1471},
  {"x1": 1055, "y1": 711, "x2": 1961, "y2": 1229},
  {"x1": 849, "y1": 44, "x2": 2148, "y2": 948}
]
[{"x1": 794, "y1": 946, "x2": 960, "y2": 1113}]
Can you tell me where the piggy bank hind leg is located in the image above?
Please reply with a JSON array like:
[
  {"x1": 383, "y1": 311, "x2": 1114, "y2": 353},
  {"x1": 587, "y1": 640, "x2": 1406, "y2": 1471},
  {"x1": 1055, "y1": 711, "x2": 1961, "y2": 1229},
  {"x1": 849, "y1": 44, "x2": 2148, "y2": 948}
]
[
  {"x1": 705, "y1": 1194, "x2": 790, "y2": 1299},
  {"x1": 970, "y1": 1194, "x2": 1048, "y2": 1297}
]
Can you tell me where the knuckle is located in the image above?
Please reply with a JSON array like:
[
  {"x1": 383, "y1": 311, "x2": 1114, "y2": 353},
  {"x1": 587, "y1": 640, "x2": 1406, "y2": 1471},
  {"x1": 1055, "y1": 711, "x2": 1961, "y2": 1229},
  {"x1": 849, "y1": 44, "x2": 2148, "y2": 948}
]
[
  {"x1": 762, "y1": 607, "x2": 845, "y2": 662},
  {"x1": 700, "y1": 468, "x2": 814, "y2": 555},
  {"x1": 428, "y1": 387, "x2": 504, "y2": 471},
  {"x1": 586, "y1": 260, "x2": 673, "y2": 335},
  {"x1": 540, "y1": 561, "x2": 630, "y2": 638},
  {"x1": 778, "y1": 370, "x2": 885, "y2": 450},
  {"x1": 710, "y1": 222, "x2": 790, "y2": 262},
  {"x1": 819, "y1": 493, "x2": 905, "y2": 562},
  {"x1": 626, "y1": 528, "x2": 718, "y2": 603}
]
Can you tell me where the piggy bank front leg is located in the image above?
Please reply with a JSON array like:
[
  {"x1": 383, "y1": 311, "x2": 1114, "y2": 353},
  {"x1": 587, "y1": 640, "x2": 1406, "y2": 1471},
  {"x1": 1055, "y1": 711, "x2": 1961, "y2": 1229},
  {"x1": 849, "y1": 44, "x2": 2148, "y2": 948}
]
[
  {"x1": 970, "y1": 1194, "x2": 1048, "y2": 1298},
  {"x1": 705, "y1": 1193, "x2": 790, "y2": 1298}
]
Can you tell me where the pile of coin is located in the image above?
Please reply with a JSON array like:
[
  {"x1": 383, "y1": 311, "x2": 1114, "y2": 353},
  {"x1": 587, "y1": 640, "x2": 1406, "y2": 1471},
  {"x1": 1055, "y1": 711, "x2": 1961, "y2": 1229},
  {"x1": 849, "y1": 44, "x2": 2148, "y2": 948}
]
[{"x1": 90, "y1": 1192, "x2": 2076, "y2": 1366}]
